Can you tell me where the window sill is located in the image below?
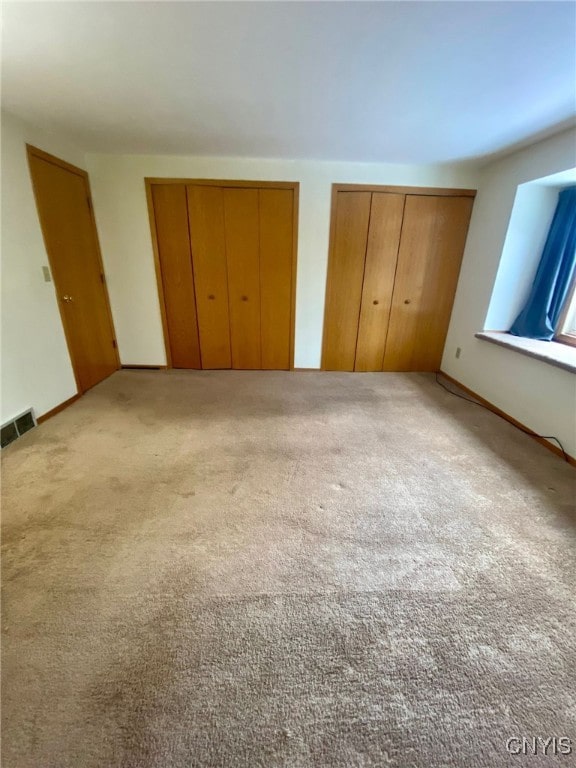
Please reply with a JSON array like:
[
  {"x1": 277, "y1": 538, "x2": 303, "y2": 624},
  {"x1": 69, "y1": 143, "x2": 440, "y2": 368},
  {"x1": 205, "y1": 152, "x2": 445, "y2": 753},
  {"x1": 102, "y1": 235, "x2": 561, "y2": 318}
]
[{"x1": 475, "y1": 331, "x2": 576, "y2": 374}]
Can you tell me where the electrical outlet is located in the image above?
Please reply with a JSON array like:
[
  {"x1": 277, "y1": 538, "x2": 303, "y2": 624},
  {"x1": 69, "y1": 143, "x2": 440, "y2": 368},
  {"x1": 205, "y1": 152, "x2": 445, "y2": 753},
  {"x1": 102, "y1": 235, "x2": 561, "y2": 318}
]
[
  {"x1": 42, "y1": 266, "x2": 52, "y2": 282},
  {"x1": 455, "y1": 347, "x2": 462, "y2": 359}
]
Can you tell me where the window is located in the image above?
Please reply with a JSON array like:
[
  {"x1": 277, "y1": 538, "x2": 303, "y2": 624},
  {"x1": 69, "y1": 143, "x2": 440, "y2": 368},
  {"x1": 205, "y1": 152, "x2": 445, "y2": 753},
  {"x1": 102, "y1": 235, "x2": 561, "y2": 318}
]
[
  {"x1": 555, "y1": 277, "x2": 576, "y2": 347},
  {"x1": 506, "y1": 183, "x2": 576, "y2": 343}
]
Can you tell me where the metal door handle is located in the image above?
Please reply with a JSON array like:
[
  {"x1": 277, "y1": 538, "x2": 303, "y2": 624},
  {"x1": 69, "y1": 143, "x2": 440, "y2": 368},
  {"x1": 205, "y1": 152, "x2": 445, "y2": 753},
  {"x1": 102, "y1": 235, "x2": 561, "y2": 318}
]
[{"x1": 62, "y1": 295, "x2": 74, "y2": 303}]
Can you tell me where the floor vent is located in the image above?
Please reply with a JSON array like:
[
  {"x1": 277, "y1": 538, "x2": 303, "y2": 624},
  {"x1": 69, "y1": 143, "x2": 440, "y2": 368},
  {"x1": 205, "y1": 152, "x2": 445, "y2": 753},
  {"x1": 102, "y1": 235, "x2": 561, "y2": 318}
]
[{"x1": 1, "y1": 409, "x2": 36, "y2": 449}]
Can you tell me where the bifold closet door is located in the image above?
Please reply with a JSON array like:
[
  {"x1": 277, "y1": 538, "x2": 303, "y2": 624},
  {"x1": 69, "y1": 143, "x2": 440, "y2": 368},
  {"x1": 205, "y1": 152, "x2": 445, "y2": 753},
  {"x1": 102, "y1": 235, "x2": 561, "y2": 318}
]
[
  {"x1": 223, "y1": 189, "x2": 262, "y2": 369},
  {"x1": 187, "y1": 185, "x2": 232, "y2": 369},
  {"x1": 322, "y1": 190, "x2": 403, "y2": 372},
  {"x1": 383, "y1": 195, "x2": 473, "y2": 371},
  {"x1": 152, "y1": 184, "x2": 201, "y2": 368},
  {"x1": 153, "y1": 182, "x2": 295, "y2": 370},
  {"x1": 322, "y1": 188, "x2": 474, "y2": 373},
  {"x1": 322, "y1": 192, "x2": 371, "y2": 371},
  {"x1": 354, "y1": 192, "x2": 404, "y2": 371},
  {"x1": 259, "y1": 188, "x2": 294, "y2": 370}
]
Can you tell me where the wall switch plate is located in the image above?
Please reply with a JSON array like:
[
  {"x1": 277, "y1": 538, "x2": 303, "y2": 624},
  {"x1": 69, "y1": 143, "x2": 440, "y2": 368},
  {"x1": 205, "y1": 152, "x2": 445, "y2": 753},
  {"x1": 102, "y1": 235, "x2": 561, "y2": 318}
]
[
  {"x1": 455, "y1": 347, "x2": 462, "y2": 359},
  {"x1": 42, "y1": 266, "x2": 52, "y2": 282}
]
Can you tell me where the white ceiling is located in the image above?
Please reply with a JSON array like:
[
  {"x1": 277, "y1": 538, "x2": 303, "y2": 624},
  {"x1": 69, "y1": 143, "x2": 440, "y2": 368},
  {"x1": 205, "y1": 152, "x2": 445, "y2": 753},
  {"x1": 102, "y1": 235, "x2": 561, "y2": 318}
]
[{"x1": 2, "y1": 1, "x2": 575, "y2": 163}]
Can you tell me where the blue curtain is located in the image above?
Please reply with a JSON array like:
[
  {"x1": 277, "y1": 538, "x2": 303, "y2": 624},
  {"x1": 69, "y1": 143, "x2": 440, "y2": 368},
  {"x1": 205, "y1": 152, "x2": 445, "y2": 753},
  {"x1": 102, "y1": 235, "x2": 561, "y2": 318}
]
[{"x1": 509, "y1": 185, "x2": 576, "y2": 340}]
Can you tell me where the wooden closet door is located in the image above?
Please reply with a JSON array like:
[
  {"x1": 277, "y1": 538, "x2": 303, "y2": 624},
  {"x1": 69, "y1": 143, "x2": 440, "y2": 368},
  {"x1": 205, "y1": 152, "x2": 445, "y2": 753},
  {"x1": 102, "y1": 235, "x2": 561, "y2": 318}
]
[
  {"x1": 354, "y1": 192, "x2": 405, "y2": 371},
  {"x1": 259, "y1": 188, "x2": 293, "y2": 370},
  {"x1": 223, "y1": 188, "x2": 261, "y2": 369},
  {"x1": 187, "y1": 185, "x2": 232, "y2": 369},
  {"x1": 383, "y1": 195, "x2": 473, "y2": 372},
  {"x1": 152, "y1": 185, "x2": 201, "y2": 368},
  {"x1": 322, "y1": 191, "x2": 372, "y2": 371}
]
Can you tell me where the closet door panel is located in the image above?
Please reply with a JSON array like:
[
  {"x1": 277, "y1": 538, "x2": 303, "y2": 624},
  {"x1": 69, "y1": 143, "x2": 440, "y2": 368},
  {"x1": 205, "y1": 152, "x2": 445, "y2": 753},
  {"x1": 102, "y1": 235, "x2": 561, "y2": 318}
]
[
  {"x1": 355, "y1": 192, "x2": 404, "y2": 371},
  {"x1": 416, "y1": 196, "x2": 473, "y2": 370},
  {"x1": 224, "y1": 188, "x2": 262, "y2": 369},
  {"x1": 383, "y1": 195, "x2": 473, "y2": 371},
  {"x1": 322, "y1": 191, "x2": 372, "y2": 371},
  {"x1": 259, "y1": 188, "x2": 293, "y2": 370},
  {"x1": 152, "y1": 184, "x2": 201, "y2": 368},
  {"x1": 187, "y1": 185, "x2": 232, "y2": 369}
]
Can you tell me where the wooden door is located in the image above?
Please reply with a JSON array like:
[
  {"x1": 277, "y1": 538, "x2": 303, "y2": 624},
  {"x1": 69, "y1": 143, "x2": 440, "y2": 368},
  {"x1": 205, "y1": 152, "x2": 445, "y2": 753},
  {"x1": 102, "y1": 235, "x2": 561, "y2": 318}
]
[
  {"x1": 354, "y1": 192, "x2": 404, "y2": 371},
  {"x1": 152, "y1": 184, "x2": 201, "y2": 368},
  {"x1": 259, "y1": 188, "x2": 293, "y2": 370},
  {"x1": 383, "y1": 195, "x2": 473, "y2": 371},
  {"x1": 322, "y1": 191, "x2": 371, "y2": 371},
  {"x1": 28, "y1": 146, "x2": 118, "y2": 393},
  {"x1": 223, "y1": 188, "x2": 262, "y2": 370},
  {"x1": 187, "y1": 185, "x2": 232, "y2": 369}
]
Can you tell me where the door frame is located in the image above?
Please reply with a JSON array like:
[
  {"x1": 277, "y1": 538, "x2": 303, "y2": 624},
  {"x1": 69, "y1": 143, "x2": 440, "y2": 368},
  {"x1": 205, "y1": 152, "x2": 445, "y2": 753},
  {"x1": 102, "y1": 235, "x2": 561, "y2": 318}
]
[
  {"x1": 321, "y1": 183, "x2": 477, "y2": 371},
  {"x1": 27, "y1": 145, "x2": 120, "y2": 393},
  {"x1": 145, "y1": 178, "x2": 300, "y2": 370}
]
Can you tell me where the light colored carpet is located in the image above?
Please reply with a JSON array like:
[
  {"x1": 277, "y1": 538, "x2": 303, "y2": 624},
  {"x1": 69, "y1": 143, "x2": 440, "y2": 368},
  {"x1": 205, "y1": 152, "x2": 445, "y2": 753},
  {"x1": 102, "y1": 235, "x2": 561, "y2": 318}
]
[{"x1": 2, "y1": 370, "x2": 575, "y2": 768}]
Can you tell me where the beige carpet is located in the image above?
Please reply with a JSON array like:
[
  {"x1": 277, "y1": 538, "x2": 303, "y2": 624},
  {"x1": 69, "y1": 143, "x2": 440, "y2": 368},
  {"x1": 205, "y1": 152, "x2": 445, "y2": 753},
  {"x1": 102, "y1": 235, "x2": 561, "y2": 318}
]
[{"x1": 2, "y1": 370, "x2": 575, "y2": 767}]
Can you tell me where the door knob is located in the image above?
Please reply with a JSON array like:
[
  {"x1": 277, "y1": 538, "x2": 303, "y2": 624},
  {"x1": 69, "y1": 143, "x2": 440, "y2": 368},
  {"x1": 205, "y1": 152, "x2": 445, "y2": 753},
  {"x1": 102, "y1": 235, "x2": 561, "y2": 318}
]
[
  {"x1": 241, "y1": 295, "x2": 248, "y2": 302},
  {"x1": 373, "y1": 300, "x2": 379, "y2": 305},
  {"x1": 62, "y1": 295, "x2": 73, "y2": 302},
  {"x1": 208, "y1": 294, "x2": 215, "y2": 300},
  {"x1": 404, "y1": 299, "x2": 411, "y2": 305}
]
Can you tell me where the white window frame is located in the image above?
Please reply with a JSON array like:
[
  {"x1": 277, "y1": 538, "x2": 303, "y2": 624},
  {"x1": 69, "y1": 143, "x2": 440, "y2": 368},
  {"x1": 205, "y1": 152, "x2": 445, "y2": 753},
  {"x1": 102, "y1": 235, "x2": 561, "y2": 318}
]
[{"x1": 555, "y1": 277, "x2": 576, "y2": 348}]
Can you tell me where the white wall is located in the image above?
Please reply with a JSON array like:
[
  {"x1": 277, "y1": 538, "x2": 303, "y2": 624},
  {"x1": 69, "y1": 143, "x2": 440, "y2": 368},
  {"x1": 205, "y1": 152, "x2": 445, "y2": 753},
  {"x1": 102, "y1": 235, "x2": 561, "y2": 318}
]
[
  {"x1": 442, "y1": 128, "x2": 576, "y2": 457},
  {"x1": 1, "y1": 111, "x2": 85, "y2": 423},
  {"x1": 4, "y1": 110, "x2": 574, "y2": 461},
  {"x1": 86, "y1": 154, "x2": 478, "y2": 368},
  {"x1": 3, "y1": 111, "x2": 574, "y2": 459}
]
